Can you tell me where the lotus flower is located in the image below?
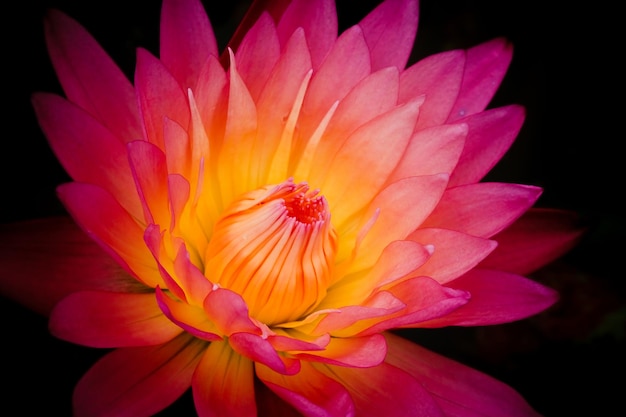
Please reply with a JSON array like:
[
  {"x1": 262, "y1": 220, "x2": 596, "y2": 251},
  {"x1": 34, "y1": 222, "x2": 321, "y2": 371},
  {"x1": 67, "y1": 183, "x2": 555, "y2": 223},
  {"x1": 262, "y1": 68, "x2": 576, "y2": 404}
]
[{"x1": 0, "y1": 0, "x2": 582, "y2": 416}]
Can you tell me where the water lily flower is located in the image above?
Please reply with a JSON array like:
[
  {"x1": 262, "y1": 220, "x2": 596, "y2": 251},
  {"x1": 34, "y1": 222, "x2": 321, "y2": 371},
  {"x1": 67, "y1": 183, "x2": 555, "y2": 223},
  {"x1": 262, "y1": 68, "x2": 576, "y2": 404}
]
[{"x1": 0, "y1": 0, "x2": 583, "y2": 416}]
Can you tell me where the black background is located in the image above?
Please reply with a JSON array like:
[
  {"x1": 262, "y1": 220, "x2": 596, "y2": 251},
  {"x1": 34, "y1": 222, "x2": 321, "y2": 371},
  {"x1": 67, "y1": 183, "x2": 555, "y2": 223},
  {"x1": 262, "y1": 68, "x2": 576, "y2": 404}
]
[{"x1": 2, "y1": 1, "x2": 624, "y2": 416}]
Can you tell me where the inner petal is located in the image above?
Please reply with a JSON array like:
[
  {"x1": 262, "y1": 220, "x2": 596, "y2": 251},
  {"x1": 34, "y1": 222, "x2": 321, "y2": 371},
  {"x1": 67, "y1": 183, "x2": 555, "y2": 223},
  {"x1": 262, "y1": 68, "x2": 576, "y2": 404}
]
[{"x1": 204, "y1": 179, "x2": 337, "y2": 324}]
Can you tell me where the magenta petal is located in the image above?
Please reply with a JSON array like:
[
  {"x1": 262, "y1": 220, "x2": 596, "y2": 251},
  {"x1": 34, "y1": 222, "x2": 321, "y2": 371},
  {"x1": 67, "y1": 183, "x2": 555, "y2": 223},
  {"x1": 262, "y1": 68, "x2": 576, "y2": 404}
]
[
  {"x1": 447, "y1": 38, "x2": 513, "y2": 122},
  {"x1": 73, "y1": 334, "x2": 205, "y2": 417},
  {"x1": 384, "y1": 332, "x2": 542, "y2": 417},
  {"x1": 32, "y1": 93, "x2": 143, "y2": 219},
  {"x1": 295, "y1": 334, "x2": 387, "y2": 368},
  {"x1": 230, "y1": 332, "x2": 301, "y2": 375},
  {"x1": 49, "y1": 291, "x2": 181, "y2": 347},
  {"x1": 480, "y1": 208, "x2": 585, "y2": 275},
  {"x1": 422, "y1": 182, "x2": 543, "y2": 238},
  {"x1": 203, "y1": 288, "x2": 261, "y2": 335},
  {"x1": 257, "y1": 361, "x2": 355, "y2": 417},
  {"x1": 44, "y1": 10, "x2": 143, "y2": 143},
  {"x1": 159, "y1": 0, "x2": 218, "y2": 90},
  {"x1": 421, "y1": 269, "x2": 559, "y2": 327},
  {"x1": 449, "y1": 104, "x2": 525, "y2": 187},
  {"x1": 358, "y1": 0, "x2": 418, "y2": 71},
  {"x1": 276, "y1": 0, "x2": 338, "y2": 69},
  {"x1": 0, "y1": 217, "x2": 141, "y2": 315},
  {"x1": 320, "y1": 361, "x2": 444, "y2": 417}
]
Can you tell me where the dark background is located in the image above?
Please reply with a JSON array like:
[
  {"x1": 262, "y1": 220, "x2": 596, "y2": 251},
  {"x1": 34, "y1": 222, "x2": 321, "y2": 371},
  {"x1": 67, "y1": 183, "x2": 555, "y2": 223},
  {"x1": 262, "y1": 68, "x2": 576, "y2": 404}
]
[{"x1": 2, "y1": 0, "x2": 623, "y2": 415}]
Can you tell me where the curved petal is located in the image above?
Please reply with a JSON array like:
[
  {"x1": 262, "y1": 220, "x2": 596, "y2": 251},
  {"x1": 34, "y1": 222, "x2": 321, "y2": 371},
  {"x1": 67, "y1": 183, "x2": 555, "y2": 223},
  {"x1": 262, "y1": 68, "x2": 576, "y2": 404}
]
[
  {"x1": 57, "y1": 182, "x2": 162, "y2": 287},
  {"x1": 49, "y1": 291, "x2": 181, "y2": 347},
  {"x1": 192, "y1": 341, "x2": 256, "y2": 417},
  {"x1": 447, "y1": 38, "x2": 513, "y2": 122},
  {"x1": 159, "y1": 0, "x2": 218, "y2": 90},
  {"x1": 0, "y1": 217, "x2": 142, "y2": 316},
  {"x1": 399, "y1": 49, "x2": 465, "y2": 129},
  {"x1": 318, "y1": 361, "x2": 444, "y2": 417},
  {"x1": 294, "y1": 334, "x2": 387, "y2": 368},
  {"x1": 257, "y1": 361, "x2": 354, "y2": 417},
  {"x1": 384, "y1": 332, "x2": 542, "y2": 417},
  {"x1": 230, "y1": 332, "x2": 301, "y2": 375},
  {"x1": 44, "y1": 9, "x2": 143, "y2": 143},
  {"x1": 135, "y1": 48, "x2": 190, "y2": 150},
  {"x1": 422, "y1": 182, "x2": 543, "y2": 238},
  {"x1": 420, "y1": 269, "x2": 559, "y2": 327},
  {"x1": 480, "y1": 208, "x2": 585, "y2": 275},
  {"x1": 276, "y1": 0, "x2": 337, "y2": 69},
  {"x1": 409, "y1": 228, "x2": 497, "y2": 284},
  {"x1": 73, "y1": 334, "x2": 205, "y2": 417},
  {"x1": 358, "y1": 0, "x2": 418, "y2": 71},
  {"x1": 32, "y1": 93, "x2": 143, "y2": 219},
  {"x1": 449, "y1": 105, "x2": 525, "y2": 187}
]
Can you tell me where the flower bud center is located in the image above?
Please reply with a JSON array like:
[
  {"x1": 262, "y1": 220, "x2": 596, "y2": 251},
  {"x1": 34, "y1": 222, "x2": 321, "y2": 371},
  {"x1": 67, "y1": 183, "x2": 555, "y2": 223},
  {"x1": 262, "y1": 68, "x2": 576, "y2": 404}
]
[{"x1": 204, "y1": 180, "x2": 336, "y2": 324}]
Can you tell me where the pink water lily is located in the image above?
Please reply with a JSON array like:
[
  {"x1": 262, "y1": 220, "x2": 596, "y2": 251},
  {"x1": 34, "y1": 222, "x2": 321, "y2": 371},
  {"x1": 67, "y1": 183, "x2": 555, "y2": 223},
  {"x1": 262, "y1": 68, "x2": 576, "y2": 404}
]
[{"x1": 0, "y1": 0, "x2": 582, "y2": 416}]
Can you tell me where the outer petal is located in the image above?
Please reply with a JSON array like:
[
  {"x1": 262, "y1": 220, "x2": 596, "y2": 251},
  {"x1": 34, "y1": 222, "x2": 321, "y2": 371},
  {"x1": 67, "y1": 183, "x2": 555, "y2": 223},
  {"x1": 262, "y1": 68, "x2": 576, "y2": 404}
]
[
  {"x1": 384, "y1": 332, "x2": 542, "y2": 417},
  {"x1": 449, "y1": 105, "x2": 525, "y2": 187},
  {"x1": 421, "y1": 182, "x2": 543, "y2": 238},
  {"x1": 73, "y1": 334, "x2": 205, "y2": 417},
  {"x1": 256, "y1": 361, "x2": 354, "y2": 417},
  {"x1": 480, "y1": 208, "x2": 585, "y2": 275},
  {"x1": 358, "y1": 0, "x2": 418, "y2": 71},
  {"x1": 276, "y1": 0, "x2": 338, "y2": 69},
  {"x1": 318, "y1": 361, "x2": 445, "y2": 417},
  {"x1": 32, "y1": 93, "x2": 143, "y2": 219},
  {"x1": 294, "y1": 334, "x2": 387, "y2": 368},
  {"x1": 0, "y1": 217, "x2": 142, "y2": 315},
  {"x1": 44, "y1": 10, "x2": 143, "y2": 143},
  {"x1": 49, "y1": 291, "x2": 181, "y2": 347},
  {"x1": 193, "y1": 341, "x2": 256, "y2": 417},
  {"x1": 447, "y1": 38, "x2": 513, "y2": 122},
  {"x1": 420, "y1": 269, "x2": 559, "y2": 327},
  {"x1": 159, "y1": 0, "x2": 218, "y2": 90},
  {"x1": 57, "y1": 182, "x2": 162, "y2": 287}
]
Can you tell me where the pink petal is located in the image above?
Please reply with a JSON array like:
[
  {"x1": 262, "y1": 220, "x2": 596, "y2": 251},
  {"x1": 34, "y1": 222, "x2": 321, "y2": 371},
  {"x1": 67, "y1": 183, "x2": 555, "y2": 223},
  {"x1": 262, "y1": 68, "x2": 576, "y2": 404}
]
[
  {"x1": 420, "y1": 269, "x2": 559, "y2": 327},
  {"x1": 230, "y1": 332, "x2": 301, "y2": 375},
  {"x1": 447, "y1": 38, "x2": 513, "y2": 122},
  {"x1": 224, "y1": 0, "x2": 292, "y2": 59},
  {"x1": 192, "y1": 341, "x2": 256, "y2": 417},
  {"x1": 0, "y1": 217, "x2": 141, "y2": 315},
  {"x1": 134, "y1": 48, "x2": 190, "y2": 150},
  {"x1": 449, "y1": 104, "x2": 525, "y2": 187},
  {"x1": 267, "y1": 331, "x2": 330, "y2": 352},
  {"x1": 358, "y1": 0, "x2": 418, "y2": 71},
  {"x1": 193, "y1": 54, "x2": 228, "y2": 144},
  {"x1": 57, "y1": 182, "x2": 162, "y2": 288},
  {"x1": 480, "y1": 208, "x2": 585, "y2": 275},
  {"x1": 318, "y1": 361, "x2": 444, "y2": 417},
  {"x1": 294, "y1": 334, "x2": 387, "y2": 368},
  {"x1": 235, "y1": 12, "x2": 281, "y2": 102},
  {"x1": 295, "y1": 25, "x2": 371, "y2": 158},
  {"x1": 128, "y1": 141, "x2": 170, "y2": 226},
  {"x1": 399, "y1": 50, "x2": 465, "y2": 129},
  {"x1": 44, "y1": 9, "x2": 143, "y2": 143},
  {"x1": 317, "y1": 98, "x2": 421, "y2": 224},
  {"x1": 32, "y1": 93, "x2": 143, "y2": 219},
  {"x1": 384, "y1": 332, "x2": 542, "y2": 417},
  {"x1": 276, "y1": 0, "x2": 338, "y2": 69},
  {"x1": 155, "y1": 287, "x2": 222, "y2": 342},
  {"x1": 354, "y1": 174, "x2": 449, "y2": 265},
  {"x1": 49, "y1": 290, "x2": 181, "y2": 347},
  {"x1": 257, "y1": 361, "x2": 355, "y2": 417},
  {"x1": 409, "y1": 228, "x2": 497, "y2": 284},
  {"x1": 422, "y1": 182, "x2": 543, "y2": 238},
  {"x1": 388, "y1": 123, "x2": 467, "y2": 183},
  {"x1": 255, "y1": 381, "x2": 304, "y2": 417},
  {"x1": 159, "y1": 0, "x2": 218, "y2": 90},
  {"x1": 73, "y1": 334, "x2": 205, "y2": 417},
  {"x1": 203, "y1": 288, "x2": 261, "y2": 335},
  {"x1": 360, "y1": 276, "x2": 470, "y2": 334}
]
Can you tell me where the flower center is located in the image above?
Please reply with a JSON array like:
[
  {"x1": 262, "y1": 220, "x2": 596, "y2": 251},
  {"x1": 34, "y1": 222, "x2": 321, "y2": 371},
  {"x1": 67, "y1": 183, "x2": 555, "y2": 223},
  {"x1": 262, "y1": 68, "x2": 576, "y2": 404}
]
[{"x1": 204, "y1": 179, "x2": 337, "y2": 324}]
